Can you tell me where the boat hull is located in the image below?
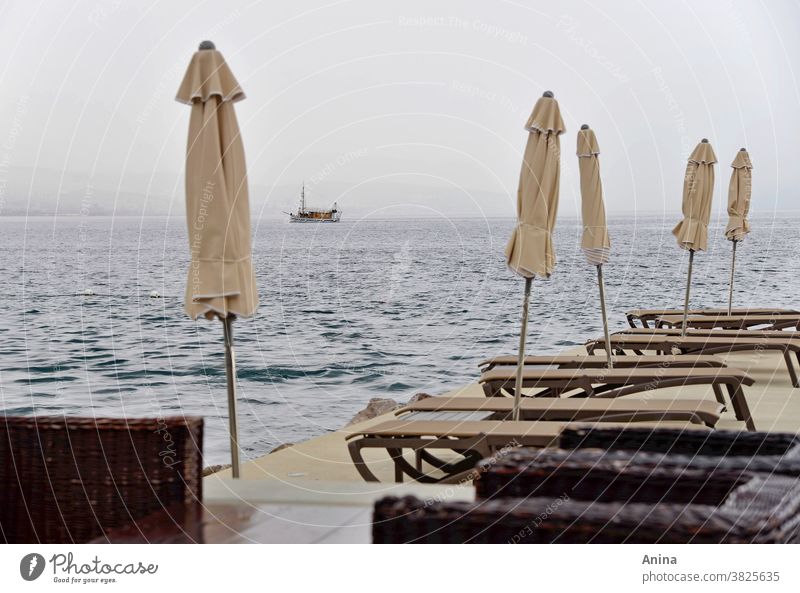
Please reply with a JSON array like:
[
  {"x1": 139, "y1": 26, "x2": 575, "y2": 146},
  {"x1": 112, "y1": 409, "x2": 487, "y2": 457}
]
[{"x1": 289, "y1": 215, "x2": 340, "y2": 223}]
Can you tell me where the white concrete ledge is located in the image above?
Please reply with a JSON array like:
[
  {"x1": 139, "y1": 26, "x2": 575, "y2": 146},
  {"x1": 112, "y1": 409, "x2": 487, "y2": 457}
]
[{"x1": 203, "y1": 474, "x2": 476, "y2": 507}]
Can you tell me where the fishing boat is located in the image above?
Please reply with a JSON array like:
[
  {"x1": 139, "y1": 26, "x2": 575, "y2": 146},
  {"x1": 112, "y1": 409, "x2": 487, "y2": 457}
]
[{"x1": 288, "y1": 183, "x2": 341, "y2": 223}]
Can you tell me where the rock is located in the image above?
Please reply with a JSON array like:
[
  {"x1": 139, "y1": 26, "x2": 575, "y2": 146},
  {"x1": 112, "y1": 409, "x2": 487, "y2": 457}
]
[
  {"x1": 270, "y1": 442, "x2": 294, "y2": 454},
  {"x1": 202, "y1": 464, "x2": 231, "y2": 477},
  {"x1": 346, "y1": 397, "x2": 400, "y2": 426},
  {"x1": 407, "y1": 392, "x2": 434, "y2": 405}
]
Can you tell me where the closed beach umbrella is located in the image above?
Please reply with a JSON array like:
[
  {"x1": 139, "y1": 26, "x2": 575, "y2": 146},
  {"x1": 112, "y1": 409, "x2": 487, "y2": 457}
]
[
  {"x1": 725, "y1": 148, "x2": 753, "y2": 314},
  {"x1": 672, "y1": 139, "x2": 716, "y2": 335},
  {"x1": 176, "y1": 41, "x2": 258, "y2": 478},
  {"x1": 505, "y1": 91, "x2": 565, "y2": 421},
  {"x1": 577, "y1": 124, "x2": 613, "y2": 366}
]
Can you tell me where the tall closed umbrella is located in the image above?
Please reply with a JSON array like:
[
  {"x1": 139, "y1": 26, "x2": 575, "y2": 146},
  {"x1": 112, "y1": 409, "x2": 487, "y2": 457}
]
[
  {"x1": 672, "y1": 138, "x2": 716, "y2": 335},
  {"x1": 176, "y1": 41, "x2": 258, "y2": 478},
  {"x1": 505, "y1": 91, "x2": 565, "y2": 421},
  {"x1": 577, "y1": 125, "x2": 613, "y2": 367},
  {"x1": 724, "y1": 148, "x2": 753, "y2": 314}
]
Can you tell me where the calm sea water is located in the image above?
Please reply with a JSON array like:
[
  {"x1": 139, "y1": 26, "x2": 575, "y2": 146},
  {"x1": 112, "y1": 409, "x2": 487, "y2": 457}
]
[{"x1": 1, "y1": 213, "x2": 798, "y2": 464}]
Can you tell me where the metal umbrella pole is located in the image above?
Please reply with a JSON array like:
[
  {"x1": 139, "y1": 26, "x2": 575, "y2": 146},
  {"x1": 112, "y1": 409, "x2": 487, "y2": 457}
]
[
  {"x1": 681, "y1": 249, "x2": 695, "y2": 337},
  {"x1": 222, "y1": 315, "x2": 241, "y2": 478},
  {"x1": 512, "y1": 277, "x2": 533, "y2": 422},
  {"x1": 596, "y1": 265, "x2": 613, "y2": 368},
  {"x1": 727, "y1": 240, "x2": 737, "y2": 316}
]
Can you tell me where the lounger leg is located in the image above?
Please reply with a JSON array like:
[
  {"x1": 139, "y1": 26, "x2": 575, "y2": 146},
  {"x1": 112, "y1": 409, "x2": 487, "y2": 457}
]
[
  {"x1": 738, "y1": 387, "x2": 756, "y2": 431},
  {"x1": 388, "y1": 447, "x2": 482, "y2": 484},
  {"x1": 711, "y1": 383, "x2": 727, "y2": 408},
  {"x1": 387, "y1": 447, "x2": 413, "y2": 482},
  {"x1": 785, "y1": 351, "x2": 800, "y2": 388},
  {"x1": 724, "y1": 383, "x2": 741, "y2": 420},
  {"x1": 726, "y1": 383, "x2": 756, "y2": 431},
  {"x1": 794, "y1": 351, "x2": 800, "y2": 387},
  {"x1": 347, "y1": 440, "x2": 383, "y2": 482}
]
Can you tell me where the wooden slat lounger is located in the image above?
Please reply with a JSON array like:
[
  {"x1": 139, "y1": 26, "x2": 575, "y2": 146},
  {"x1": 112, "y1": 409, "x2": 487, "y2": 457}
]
[
  {"x1": 478, "y1": 366, "x2": 755, "y2": 430},
  {"x1": 478, "y1": 354, "x2": 726, "y2": 372},
  {"x1": 625, "y1": 308, "x2": 797, "y2": 328},
  {"x1": 347, "y1": 419, "x2": 703, "y2": 483},
  {"x1": 655, "y1": 314, "x2": 800, "y2": 330},
  {"x1": 586, "y1": 333, "x2": 800, "y2": 389},
  {"x1": 397, "y1": 397, "x2": 724, "y2": 427}
]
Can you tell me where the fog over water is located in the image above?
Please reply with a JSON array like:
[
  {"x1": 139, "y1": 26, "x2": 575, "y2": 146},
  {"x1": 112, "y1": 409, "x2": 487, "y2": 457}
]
[{"x1": 0, "y1": 0, "x2": 798, "y2": 218}]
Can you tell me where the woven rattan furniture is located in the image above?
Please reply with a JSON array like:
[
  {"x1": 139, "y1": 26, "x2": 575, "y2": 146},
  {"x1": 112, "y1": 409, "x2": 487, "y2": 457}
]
[
  {"x1": 559, "y1": 426, "x2": 800, "y2": 474},
  {"x1": 475, "y1": 443, "x2": 800, "y2": 504},
  {"x1": 0, "y1": 416, "x2": 203, "y2": 543},
  {"x1": 373, "y1": 454, "x2": 800, "y2": 543},
  {"x1": 476, "y1": 443, "x2": 794, "y2": 496}
]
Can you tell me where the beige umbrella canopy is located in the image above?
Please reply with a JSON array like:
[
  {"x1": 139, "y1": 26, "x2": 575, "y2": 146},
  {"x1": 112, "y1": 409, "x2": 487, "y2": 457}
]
[
  {"x1": 725, "y1": 148, "x2": 753, "y2": 242},
  {"x1": 577, "y1": 126, "x2": 610, "y2": 265},
  {"x1": 577, "y1": 125, "x2": 613, "y2": 366},
  {"x1": 672, "y1": 139, "x2": 717, "y2": 333},
  {"x1": 176, "y1": 41, "x2": 258, "y2": 477},
  {"x1": 505, "y1": 92, "x2": 565, "y2": 278},
  {"x1": 672, "y1": 139, "x2": 717, "y2": 252},
  {"x1": 506, "y1": 91, "x2": 565, "y2": 421},
  {"x1": 725, "y1": 148, "x2": 753, "y2": 313},
  {"x1": 176, "y1": 44, "x2": 258, "y2": 321}
]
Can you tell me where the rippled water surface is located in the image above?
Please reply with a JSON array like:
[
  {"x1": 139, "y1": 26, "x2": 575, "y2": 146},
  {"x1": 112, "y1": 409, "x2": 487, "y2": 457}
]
[{"x1": 1, "y1": 214, "x2": 798, "y2": 464}]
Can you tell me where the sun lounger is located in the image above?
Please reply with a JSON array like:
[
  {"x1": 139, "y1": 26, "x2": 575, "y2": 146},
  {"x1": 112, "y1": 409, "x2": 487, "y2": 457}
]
[
  {"x1": 656, "y1": 314, "x2": 800, "y2": 330},
  {"x1": 479, "y1": 366, "x2": 755, "y2": 430},
  {"x1": 347, "y1": 419, "x2": 702, "y2": 483},
  {"x1": 620, "y1": 328, "x2": 800, "y2": 339},
  {"x1": 347, "y1": 420, "x2": 561, "y2": 482},
  {"x1": 586, "y1": 333, "x2": 800, "y2": 388},
  {"x1": 397, "y1": 396, "x2": 724, "y2": 427},
  {"x1": 478, "y1": 353, "x2": 726, "y2": 372},
  {"x1": 625, "y1": 308, "x2": 797, "y2": 328}
]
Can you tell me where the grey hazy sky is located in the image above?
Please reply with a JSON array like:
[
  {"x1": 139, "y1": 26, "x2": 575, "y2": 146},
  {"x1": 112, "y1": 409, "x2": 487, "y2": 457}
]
[{"x1": 0, "y1": 0, "x2": 798, "y2": 218}]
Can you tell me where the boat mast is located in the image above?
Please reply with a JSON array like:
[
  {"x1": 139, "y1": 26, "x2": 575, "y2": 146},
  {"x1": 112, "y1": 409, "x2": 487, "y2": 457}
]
[{"x1": 301, "y1": 182, "x2": 305, "y2": 213}]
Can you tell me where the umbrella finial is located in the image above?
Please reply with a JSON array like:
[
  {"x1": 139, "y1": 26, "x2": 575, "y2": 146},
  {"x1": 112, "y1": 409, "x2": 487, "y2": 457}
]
[
  {"x1": 543, "y1": 90, "x2": 554, "y2": 98},
  {"x1": 580, "y1": 124, "x2": 589, "y2": 130},
  {"x1": 701, "y1": 138, "x2": 709, "y2": 143},
  {"x1": 740, "y1": 147, "x2": 747, "y2": 151},
  {"x1": 199, "y1": 40, "x2": 216, "y2": 50}
]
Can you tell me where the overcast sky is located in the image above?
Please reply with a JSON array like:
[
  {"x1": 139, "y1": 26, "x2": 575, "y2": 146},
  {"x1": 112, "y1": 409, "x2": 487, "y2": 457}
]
[{"x1": 0, "y1": 0, "x2": 798, "y2": 218}]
